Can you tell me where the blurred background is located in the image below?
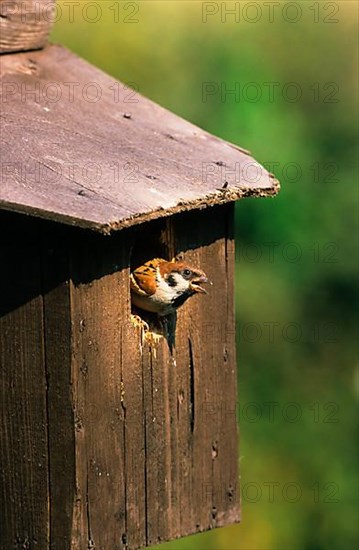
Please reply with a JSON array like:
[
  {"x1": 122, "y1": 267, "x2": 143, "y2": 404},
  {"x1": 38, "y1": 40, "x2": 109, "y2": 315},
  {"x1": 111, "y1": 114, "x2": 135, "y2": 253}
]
[{"x1": 52, "y1": 2, "x2": 358, "y2": 548}]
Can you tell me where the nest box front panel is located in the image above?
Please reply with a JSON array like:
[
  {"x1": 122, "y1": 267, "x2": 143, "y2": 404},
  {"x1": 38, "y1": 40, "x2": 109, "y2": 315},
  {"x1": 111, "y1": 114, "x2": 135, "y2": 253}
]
[{"x1": 66, "y1": 205, "x2": 239, "y2": 549}]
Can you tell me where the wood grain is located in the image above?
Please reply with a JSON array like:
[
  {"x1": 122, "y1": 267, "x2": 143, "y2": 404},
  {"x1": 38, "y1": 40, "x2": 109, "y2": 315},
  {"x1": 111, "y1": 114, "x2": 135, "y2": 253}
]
[
  {"x1": 42, "y1": 224, "x2": 74, "y2": 549},
  {"x1": 0, "y1": 205, "x2": 239, "y2": 549},
  {"x1": 69, "y1": 231, "x2": 131, "y2": 549},
  {"x1": 0, "y1": 44, "x2": 279, "y2": 234},
  {"x1": 0, "y1": 0, "x2": 56, "y2": 53},
  {"x1": 0, "y1": 215, "x2": 49, "y2": 549},
  {"x1": 133, "y1": 204, "x2": 240, "y2": 545}
]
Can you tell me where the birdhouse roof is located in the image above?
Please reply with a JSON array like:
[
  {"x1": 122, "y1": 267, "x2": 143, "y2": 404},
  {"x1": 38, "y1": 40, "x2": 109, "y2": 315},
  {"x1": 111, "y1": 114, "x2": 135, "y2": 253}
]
[{"x1": 0, "y1": 44, "x2": 279, "y2": 234}]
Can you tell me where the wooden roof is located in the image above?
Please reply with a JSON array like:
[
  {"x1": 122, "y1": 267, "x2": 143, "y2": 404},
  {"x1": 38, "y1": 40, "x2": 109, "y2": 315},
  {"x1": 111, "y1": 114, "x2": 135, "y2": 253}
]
[{"x1": 0, "y1": 44, "x2": 279, "y2": 234}]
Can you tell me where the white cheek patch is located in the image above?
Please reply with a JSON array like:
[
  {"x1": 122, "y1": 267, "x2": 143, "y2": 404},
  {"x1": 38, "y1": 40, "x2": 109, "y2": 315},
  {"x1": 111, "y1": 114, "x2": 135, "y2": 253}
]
[
  {"x1": 154, "y1": 272, "x2": 190, "y2": 304},
  {"x1": 170, "y1": 272, "x2": 190, "y2": 293}
]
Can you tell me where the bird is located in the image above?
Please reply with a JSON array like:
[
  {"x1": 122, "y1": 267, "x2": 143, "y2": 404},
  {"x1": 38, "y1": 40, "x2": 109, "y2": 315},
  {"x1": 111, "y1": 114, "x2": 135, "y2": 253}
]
[{"x1": 130, "y1": 258, "x2": 210, "y2": 317}]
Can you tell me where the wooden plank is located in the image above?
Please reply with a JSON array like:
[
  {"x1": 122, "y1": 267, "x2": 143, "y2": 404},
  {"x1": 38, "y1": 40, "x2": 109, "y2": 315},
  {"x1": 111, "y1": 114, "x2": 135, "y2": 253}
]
[
  {"x1": 69, "y1": 229, "x2": 147, "y2": 550},
  {"x1": 120, "y1": 296, "x2": 147, "y2": 547},
  {"x1": 41, "y1": 223, "x2": 75, "y2": 549},
  {"x1": 0, "y1": 45, "x2": 279, "y2": 233},
  {"x1": 172, "y1": 204, "x2": 240, "y2": 533},
  {"x1": 141, "y1": 334, "x2": 180, "y2": 547},
  {"x1": 0, "y1": 0, "x2": 56, "y2": 53},
  {"x1": 0, "y1": 214, "x2": 49, "y2": 549},
  {"x1": 120, "y1": 327, "x2": 147, "y2": 550},
  {"x1": 137, "y1": 221, "x2": 180, "y2": 547}
]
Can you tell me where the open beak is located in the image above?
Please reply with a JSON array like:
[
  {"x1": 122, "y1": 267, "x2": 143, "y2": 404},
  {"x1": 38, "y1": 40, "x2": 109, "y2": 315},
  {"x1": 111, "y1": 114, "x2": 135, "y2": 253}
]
[{"x1": 190, "y1": 275, "x2": 212, "y2": 294}]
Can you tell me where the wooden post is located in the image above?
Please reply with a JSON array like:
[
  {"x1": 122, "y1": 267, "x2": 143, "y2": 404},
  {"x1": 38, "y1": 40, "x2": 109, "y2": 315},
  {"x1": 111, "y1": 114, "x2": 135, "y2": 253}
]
[{"x1": 0, "y1": 0, "x2": 56, "y2": 53}]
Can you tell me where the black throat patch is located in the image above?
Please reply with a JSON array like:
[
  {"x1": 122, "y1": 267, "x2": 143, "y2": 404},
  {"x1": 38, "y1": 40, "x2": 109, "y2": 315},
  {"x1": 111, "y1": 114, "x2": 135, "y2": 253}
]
[{"x1": 172, "y1": 289, "x2": 193, "y2": 309}]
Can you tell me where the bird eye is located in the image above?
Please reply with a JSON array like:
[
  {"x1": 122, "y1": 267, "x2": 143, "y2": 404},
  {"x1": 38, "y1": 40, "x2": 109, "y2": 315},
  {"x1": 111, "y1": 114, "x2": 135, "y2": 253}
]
[{"x1": 183, "y1": 269, "x2": 191, "y2": 277}]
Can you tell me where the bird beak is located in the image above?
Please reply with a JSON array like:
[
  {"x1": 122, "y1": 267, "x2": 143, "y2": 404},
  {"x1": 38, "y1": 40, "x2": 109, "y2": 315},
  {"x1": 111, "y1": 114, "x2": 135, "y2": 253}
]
[{"x1": 190, "y1": 275, "x2": 211, "y2": 294}]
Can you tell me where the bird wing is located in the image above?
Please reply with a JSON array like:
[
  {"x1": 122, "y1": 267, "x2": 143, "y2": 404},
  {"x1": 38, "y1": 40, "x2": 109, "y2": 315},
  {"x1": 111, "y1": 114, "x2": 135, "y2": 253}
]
[{"x1": 130, "y1": 260, "x2": 162, "y2": 296}]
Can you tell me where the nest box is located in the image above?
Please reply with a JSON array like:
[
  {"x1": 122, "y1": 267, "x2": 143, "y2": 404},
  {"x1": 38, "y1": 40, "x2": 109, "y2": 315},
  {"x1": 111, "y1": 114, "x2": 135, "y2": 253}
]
[{"x1": 0, "y1": 3, "x2": 279, "y2": 549}]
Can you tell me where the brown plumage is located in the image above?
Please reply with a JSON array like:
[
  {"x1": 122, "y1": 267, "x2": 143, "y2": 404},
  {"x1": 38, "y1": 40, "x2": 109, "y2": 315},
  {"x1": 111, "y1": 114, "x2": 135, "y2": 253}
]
[{"x1": 130, "y1": 258, "x2": 210, "y2": 316}]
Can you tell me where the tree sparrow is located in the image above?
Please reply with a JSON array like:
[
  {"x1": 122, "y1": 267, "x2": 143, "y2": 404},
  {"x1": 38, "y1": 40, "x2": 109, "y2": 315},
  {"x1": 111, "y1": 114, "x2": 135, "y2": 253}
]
[{"x1": 130, "y1": 258, "x2": 210, "y2": 317}]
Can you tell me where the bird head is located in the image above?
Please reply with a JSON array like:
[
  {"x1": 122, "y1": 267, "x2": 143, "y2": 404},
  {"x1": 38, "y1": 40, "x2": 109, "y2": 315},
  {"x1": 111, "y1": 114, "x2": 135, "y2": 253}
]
[{"x1": 162, "y1": 261, "x2": 210, "y2": 295}]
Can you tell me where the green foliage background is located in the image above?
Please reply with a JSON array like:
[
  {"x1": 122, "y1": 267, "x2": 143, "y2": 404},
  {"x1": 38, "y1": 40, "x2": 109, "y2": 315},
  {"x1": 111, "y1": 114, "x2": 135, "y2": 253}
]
[{"x1": 52, "y1": 2, "x2": 358, "y2": 548}]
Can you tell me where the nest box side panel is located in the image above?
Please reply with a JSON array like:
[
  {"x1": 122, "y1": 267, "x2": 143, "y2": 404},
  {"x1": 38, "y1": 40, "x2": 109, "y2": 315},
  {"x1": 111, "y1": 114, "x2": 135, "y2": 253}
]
[{"x1": 0, "y1": 216, "x2": 49, "y2": 548}]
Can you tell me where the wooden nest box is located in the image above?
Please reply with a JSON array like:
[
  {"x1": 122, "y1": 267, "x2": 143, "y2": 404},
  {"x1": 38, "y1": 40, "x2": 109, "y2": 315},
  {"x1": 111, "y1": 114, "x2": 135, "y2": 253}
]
[{"x1": 0, "y1": 2, "x2": 279, "y2": 549}]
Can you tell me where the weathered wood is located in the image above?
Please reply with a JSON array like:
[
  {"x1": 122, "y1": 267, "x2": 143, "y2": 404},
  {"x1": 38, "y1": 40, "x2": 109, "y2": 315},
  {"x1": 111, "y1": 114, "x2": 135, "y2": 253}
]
[
  {"x1": 133, "y1": 204, "x2": 240, "y2": 546},
  {"x1": 0, "y1": 215, "x2": 49, "y2": 549},
  {"x1": 120, "y1": 321, "x2": 147, "y2": 547},
  {"x1": 0, "y1": 45, "x2": 279, "y2": 234},
  {"x1": 174, "y1": 205, "x2": 239, "y2": 531},
  {"x1": 0, "y1": 205, "x2": 239, "y2": 549},
  {"x1": 42, "y1": 225, "x2": 74, "y2": 549},
  {"x1": 0, "y1": 0, "x2": 56, "y2": 53},
  {"x1": 69, "y1": 231, "x2": 131, "y2": 549}
]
